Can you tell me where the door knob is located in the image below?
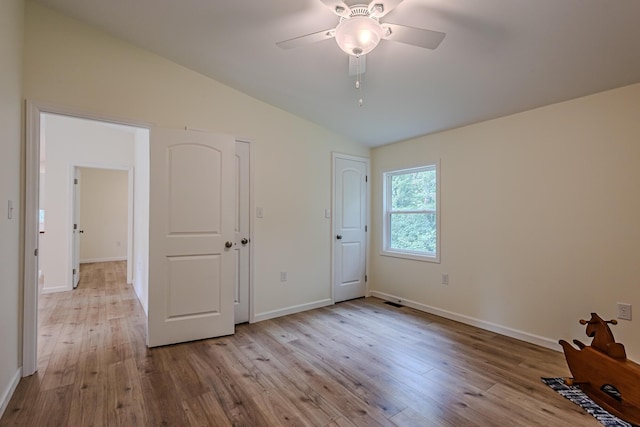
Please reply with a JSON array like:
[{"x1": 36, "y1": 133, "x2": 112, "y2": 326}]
[
  {"x1": 225, "y1": 241, "x2": 233, "y2": 248},
  {"x1": 241, "y1": 238, "x2": 249, "y2": 245},
  {"x1": 336, "y1": 234, "x2": 342, "y2": 240}
]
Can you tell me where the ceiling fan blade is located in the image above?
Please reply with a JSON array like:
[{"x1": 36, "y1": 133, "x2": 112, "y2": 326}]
[
  {"x1": 319, "y1": 0, "x2": 352, "y2": 17},
  {"x1": 368, "y1": 0, "x2": 404, "y2": 18},
  {"x1": 276, "y1": 29, "x2": 336, "y2": 50},
  {"x1": 382, "y1": 23, "x2": 445, "y2": 50}
]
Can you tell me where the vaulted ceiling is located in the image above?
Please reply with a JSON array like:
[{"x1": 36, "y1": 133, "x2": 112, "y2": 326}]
[{"x1": 33, "y1": 0, "x2": 640, "y2": 146}]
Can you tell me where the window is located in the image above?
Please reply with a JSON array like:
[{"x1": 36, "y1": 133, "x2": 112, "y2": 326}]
[{"x1": 382, "y1": 164, "x2": 439, "y2": 262}]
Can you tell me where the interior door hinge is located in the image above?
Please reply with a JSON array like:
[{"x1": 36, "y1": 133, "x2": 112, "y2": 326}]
[
  {"x1": 74, "y1": 223, "x2": 78, "y2": 230},
  {"x1": 73, "y1": 268, "x2": 76, "y2": 275},
  {"x1": 74, "y1": 178, "x2": 78, "y2": 185},
  {"x1": 365, "y1": 175, "x2": 368, "y2": 182},
  {"x1": 34, "y1": 248, "x2": 38, "y2": 256},
  {"x1": 365, "y1": 275, "x2": 368, "y2": 282},
  {"x1": 365, "y1": 225, "x2": 367, "y2": 232}
]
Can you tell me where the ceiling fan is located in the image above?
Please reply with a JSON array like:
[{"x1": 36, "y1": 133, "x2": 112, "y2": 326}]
[{"x1": 276, "y1": 0, "x2": 446, "y2": 57}]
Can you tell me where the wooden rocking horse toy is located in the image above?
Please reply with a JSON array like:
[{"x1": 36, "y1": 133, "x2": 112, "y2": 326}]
[{"x1": 559, "y1": 313, "x2": 640, "y2": 425}]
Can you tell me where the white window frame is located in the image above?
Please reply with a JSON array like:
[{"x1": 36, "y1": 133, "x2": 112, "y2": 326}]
[{"x1": 382, "y1": 163, "x2": 440, "y2": 263}]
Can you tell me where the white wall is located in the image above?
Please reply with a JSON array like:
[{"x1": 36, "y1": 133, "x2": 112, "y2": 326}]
[
  {"x1": 371, "y1": 83, "x2": 640, "y2": 361},
  {"x1": 40, "y1": 113, "x2": 135, "y2": 292},
  {"x1": 79, "y1": 168, "x2": 128, "y2": 263},
  {"x1": 24, "y1": 1, "x2": 369, "y2": 318},
  {"x1": 0, "y1": 0, "x2": 24, "y2": 417}
]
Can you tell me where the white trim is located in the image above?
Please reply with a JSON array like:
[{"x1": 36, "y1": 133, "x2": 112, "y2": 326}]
[
  {"x1": 40, "y1": 285, "x2": 72, "y2": 294},
  {"x1": 254, "y1": 299, "x2": 333, "y2": 323},
  {"x1": 23, "y1": 101, "x2": 41, "y2": 376},
  {"x1": 381, "y1": 162, "x2": 441, "y2": 263},
  {"x1": 331, "y1": 152, "x2": 371, "y2": 303},
  {"x1": 0, "y1": 368, "x2": 22, "y2": 418},
  {"x1": 23, "y1": 100, "x2": 151, "y2": 377},
  {"x1": 236, "y1": 138, "x2": 256, "y2": 324},
  {"x1": 80, "y1": 256, "x2": 127, "y2": 264},
  {"x1": 369, "y1": 291, "x2": 562, "y2": 352},
  {"x1": 26, "y1": 100, "x2": 155, "y2": 129},
  {"x1": 127, "y1": 169, "x2": 134, "y2": 284}
]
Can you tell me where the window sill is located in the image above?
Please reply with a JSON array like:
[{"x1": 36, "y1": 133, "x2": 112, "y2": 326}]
[{"x1": 380, "y1": 250, "x2": 440, "y2": 263}]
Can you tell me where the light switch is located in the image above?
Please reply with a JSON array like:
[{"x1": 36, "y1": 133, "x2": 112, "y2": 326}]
[
  {"x1": 7, "y1": 200, "x2": 13, "y2": 219},
  {"x1": 325, "y1": 208, "x2": 331, "y2": 219},
  {"x1": 256, "y1": 207, "x2": 264, "y2": 218}
]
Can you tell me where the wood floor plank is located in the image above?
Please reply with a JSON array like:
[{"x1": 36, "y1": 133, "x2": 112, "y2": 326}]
[
  {"x1": 236, "y1": 334, "x2": 342, "y2": 425},
  {"x1": 1, "y1": 261, "x2": 602, "y2": 426},
  {"x1": 30, "y1": 385, "x2": 74, "y2": 427},
  {"x1": 39, "y1": 318, "x2": 84, "y2": 391},
  {"x1": 199, "y1": 338, "x2": 274, "y2": 397},
  {"x1": 185, "y1": 349, "x2": 273, "y2": 426},
  {"x1": 67, "y1": 350, "x2": 108, "y2": 426},
  {"x1": 0, "y1": 374, "x2": 42, "y2": 424},
  {"x1": 140, "y1": 368, "x2": 190, "y2": 426},
  {"x1": 181, "y1": 391, "x2": 233, "y2": 427},
  {"x1": 106, "y1": 358, "x2": 147, "y2": 426},
  {"x1": 250, "y1": 388, "x2": 319, "y2": 427},
  {"x1": 391, "y1": 406, "x2": 452, "y2": 427},
  {"x1": 486, "y1": 382, "x2": 596, "y2": 426}
]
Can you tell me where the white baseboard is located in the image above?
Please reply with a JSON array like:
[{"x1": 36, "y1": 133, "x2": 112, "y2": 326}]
[
  {"x1": 80, "y1": 256, "x2": 126, "y2": 264},
  {"x1": 0, "y1": 368, "x2": 22, "y2": 419},
  {"x1": 254, "y1": 298, "x2": 333, "y2": 323},
  {"x1": 41, "y1": 284, "x2": 72, "y2": 294},
  {"x1": 132, "y1": 281, "x2": 148, "y2": 315},
  {"x1": 369, "y1": 291, "x2": 561, "y2": 352}
]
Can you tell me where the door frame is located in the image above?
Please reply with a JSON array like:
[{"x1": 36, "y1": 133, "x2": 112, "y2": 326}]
[
  {"x1": 235, "y1": 138, "x2": 255, "y2": 324},
  {"x1": 331, "y1": 152, "x2": 370, "y2": 303},
  {"x1": 23, "y1": 100, "x2": 151, "y2": 376},
  {"x1": 72, "y1": 167, "x2": 80, "y2": 289}
]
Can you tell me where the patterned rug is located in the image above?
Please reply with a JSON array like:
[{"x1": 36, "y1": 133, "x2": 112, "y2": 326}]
[{"x1": 541, "y1": 378, "x2": 638, "y2": 427}]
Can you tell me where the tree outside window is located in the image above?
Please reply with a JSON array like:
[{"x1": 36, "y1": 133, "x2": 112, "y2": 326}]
[{"x1": 383, "y1": 164, "x2": 439, "y2": 262}]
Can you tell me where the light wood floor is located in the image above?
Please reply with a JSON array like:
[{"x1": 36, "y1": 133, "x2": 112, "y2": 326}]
[{"x1": 1, "y1": 261, "x2": 599, "y2": 426}]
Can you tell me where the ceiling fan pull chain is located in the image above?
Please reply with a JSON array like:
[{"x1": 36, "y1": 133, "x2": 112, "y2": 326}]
[{"x1": 357, "y1": 55, "x2": 364, "y2": 107}]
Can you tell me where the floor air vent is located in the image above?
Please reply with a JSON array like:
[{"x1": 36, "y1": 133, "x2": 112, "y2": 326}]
[{"x1": 384, "y1": 301, "x2": 404, "y2": 308}]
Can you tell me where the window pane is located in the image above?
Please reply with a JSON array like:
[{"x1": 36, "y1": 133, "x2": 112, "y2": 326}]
[
  {"x1": 390, "y1": 213, "x2": 436, "y2": 253},
  {"x1": 390, "y1": 169, "x2": 436, "y2": 211}
]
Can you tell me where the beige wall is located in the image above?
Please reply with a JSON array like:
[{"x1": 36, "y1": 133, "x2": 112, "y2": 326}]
[
  {"x1": 24, "y1": 1, "x2": 369, "y2": 318},
  {"x1": 0, "y1": 0, "x2": 24, "y2": 416},
  {"x1": 79, "y1": 168, "x2": 129, "y2": 263},
  {"x1": 371, "y1": 83, "x2": 640, "y2": 361}
]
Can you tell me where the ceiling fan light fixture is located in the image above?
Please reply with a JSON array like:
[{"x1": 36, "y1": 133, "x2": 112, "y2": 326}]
[{"x1": 334, "y1": 15, "x2": 384, "y2": 56}]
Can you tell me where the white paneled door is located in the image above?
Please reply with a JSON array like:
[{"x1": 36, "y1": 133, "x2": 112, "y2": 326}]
[
  {"x1": 333, "y1": 154, "x2": 369, "y2": 303},
  {"x1": 148, "y1": 128, "x2": 235, "y2": 347}
]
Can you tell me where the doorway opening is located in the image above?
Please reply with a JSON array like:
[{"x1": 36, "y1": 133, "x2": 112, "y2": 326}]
[
  {"x1": 24, "y1": 104, "x2": 150, "y2": 376},
  {"x1": 24, "y1": 103, "x2": 253, "y2": 375},
  {"x1": 71, "y1": 166, "x2": 132, "y2": 289}
]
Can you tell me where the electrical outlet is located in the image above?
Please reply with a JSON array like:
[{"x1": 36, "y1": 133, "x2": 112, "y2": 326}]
[
  {"x1": 617, "y1": 303, "x2": 632, "y2": 321},
  {"x1": 280, "y1": 271, "x2": 287, "y2": 282},
  {"x1": 441, "y1": 274, "x2": 449, "y2": 285}
]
